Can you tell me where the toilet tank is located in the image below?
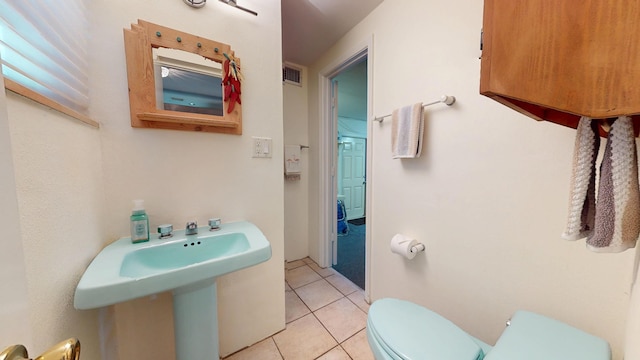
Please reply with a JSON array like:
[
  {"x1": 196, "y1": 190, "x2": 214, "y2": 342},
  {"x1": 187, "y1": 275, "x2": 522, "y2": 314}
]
[{"x1": 484, "y1": 311, "x2": 611, "y2": 360}]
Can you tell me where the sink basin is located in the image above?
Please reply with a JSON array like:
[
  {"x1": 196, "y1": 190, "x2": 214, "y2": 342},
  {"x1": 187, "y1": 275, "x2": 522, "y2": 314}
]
[
  {"x1": 120, "y1": 232, "x2": 250, "y2": 278},
  {"x1": 74, "y1": 221, "x2": 271, "y2": 359},
  {"x1": 74, "y1": 221, "x2": 270, "y2": 310}
]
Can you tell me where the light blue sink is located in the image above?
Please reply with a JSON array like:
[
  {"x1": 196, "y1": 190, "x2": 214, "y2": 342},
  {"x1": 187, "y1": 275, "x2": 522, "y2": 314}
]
[
  {"x1": 120, "y1": 232, "x2": 251, "y2": 279},
  {"x1": 74, "y1": 221, "x2": 271, "y2": 359}
]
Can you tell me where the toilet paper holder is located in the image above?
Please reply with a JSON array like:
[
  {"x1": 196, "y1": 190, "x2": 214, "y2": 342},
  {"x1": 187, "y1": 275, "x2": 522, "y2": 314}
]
[
  {"x1": 410, "y1": 243, "x2": 426, "y2": 254},
  {"x1": 390, "y1": 234, "x2": 426, "y2": 259}
]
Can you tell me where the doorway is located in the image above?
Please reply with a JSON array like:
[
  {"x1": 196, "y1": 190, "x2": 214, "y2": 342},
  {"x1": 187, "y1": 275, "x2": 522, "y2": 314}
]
[
  {"x1": 317, "y1": 37, "x2": 372, "y2": 299},
  {"x1": 330, "y1": 57, "x2": 369, "y2": 290}
]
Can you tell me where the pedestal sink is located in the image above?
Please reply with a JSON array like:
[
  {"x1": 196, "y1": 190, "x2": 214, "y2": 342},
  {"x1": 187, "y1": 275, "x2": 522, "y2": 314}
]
[{"x1": 74, "y1": 221, "x2": 271, "y2": 359}]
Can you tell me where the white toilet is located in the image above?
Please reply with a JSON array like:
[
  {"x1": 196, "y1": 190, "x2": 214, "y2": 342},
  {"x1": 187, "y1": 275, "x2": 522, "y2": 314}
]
[{"x1": 367, "y1": 298, "x2": 612, "y2": 360}]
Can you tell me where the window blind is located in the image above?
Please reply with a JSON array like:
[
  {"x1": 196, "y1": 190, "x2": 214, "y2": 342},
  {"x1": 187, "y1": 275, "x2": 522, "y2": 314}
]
[{"x1": 0, "y1": 0, "x2": 90, "y2": 117}]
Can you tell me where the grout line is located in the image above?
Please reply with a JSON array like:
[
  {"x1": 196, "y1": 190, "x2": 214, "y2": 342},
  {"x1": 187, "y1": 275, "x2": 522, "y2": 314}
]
[
  {"x1": 284, "y1": 260, "x2": 368, "y2": 359},
  {"x1": 341, "y1": 328, "x2": 366, "y2": 345},
  {"x1": 325, "y1": 274, "x2": 359, "y2": 296},
  {"x1": 344, "y1": 293, "x2": 368, "y2": 316},
  {"x1": 311, "y1": 302, "x2": 342, "y2": 346},
  {"x1": 270, "y1": 336, "x2": 285, "y2": 360},
  {"x1": 246, "y1": 261, "x2": 364, "y2": 360},
  {"x1": 311, "y1": 295, "x2": 345, "y2": 313},
  {"x1": 311, "y1": 302, "x2": 364, "y2": 360},
  {"x1": 313, "y1": 345, "x2": 354, "y2": 360},
  {"x1": 285, "y1": 265, "x2": 324, "y2": 289},
  {"x1": 291, "y1": 276, "x2": 327, "y2": 292},
  {"x1": 285, "y1": 289, "x2": 313, "y2": 324},
  {"x1": 285, "y1": 264, "x2": 306, "y2": 271},
  {"x1": 306, "y1": 293, "x2": 365, "y2": 345}
]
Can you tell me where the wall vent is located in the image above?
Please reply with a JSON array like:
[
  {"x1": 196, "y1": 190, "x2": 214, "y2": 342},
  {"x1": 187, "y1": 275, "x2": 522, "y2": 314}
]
[{"x1": 282, "y1": 65, "x2": 302, "y2": 86}]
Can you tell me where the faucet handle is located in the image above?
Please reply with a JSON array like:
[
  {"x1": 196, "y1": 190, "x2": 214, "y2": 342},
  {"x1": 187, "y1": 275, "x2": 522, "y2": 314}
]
[
  {"x1": 208, "y1": 218, "x2": 221, "y2": 231},
  {"x1": 158, "y1": 224, "x2": 173, "y2": 239},
  {"x1": 185, "y1": 221, "x2": 198, "y2": 235}
]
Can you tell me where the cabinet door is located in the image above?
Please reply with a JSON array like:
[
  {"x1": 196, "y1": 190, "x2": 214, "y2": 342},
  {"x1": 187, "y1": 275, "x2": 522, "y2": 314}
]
[{"x1": 480, "y1": 0, "x2": 640, "y2": 135}]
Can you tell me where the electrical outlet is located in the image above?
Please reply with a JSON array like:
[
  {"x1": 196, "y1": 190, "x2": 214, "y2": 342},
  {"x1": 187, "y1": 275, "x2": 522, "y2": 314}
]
[{"x1": 252, "y1": 137, "x2": 272, "y2": 158}]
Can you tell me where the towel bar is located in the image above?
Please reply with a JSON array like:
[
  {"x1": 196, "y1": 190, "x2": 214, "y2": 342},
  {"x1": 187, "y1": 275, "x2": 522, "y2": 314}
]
[{"x1": 373, "y1": 95, "x2": 456, "y2": 122}]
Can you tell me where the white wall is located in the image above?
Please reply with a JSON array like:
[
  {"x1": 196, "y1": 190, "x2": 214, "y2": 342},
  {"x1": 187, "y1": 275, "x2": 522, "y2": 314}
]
[
  {"x1": 4, "y1": 92, "x2": 104, "y2": 359},
  {"x1": 0, "y1": 65, "x2": 32, "y2": 352},
  {"x1": 90, "y1": 0, "x2": 284, "y2": 358},
  {"x1": 283, "y1": 64, "x2": 310, "y2": 262},
  {"x1": 306, "y1": 0, "x2": 635, "y2": 359}
]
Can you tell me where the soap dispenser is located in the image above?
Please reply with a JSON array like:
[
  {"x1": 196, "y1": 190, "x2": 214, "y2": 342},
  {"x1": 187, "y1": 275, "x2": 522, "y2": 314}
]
[{"x1": 130, "y1": 199, "x2": 149, "y2": 243}]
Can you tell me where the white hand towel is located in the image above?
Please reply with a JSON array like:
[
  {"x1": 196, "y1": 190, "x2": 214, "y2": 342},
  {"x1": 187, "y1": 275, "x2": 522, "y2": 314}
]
[
  {"x1": 587, "y1": 116, "x2": 640, "y2": 252},
  {"x1": 391, "y1": 103, "x2": 424, "y2": 158},
  {"x1": 284, "y1": 145, "x2": 301, "y2": 181},
  {"x1": 562, "y1": 117, "x2": 600, "y2": 240}
]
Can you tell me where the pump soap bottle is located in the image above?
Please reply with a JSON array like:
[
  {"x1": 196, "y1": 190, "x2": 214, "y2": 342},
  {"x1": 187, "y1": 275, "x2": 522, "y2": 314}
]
[{"x1": 130, "y1": 199, "x2": 150, "y2": 243}]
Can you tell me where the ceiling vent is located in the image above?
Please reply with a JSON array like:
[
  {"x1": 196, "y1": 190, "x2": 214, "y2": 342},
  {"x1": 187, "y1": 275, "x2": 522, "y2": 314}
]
[{"x1": 282, "y1": 65, "x2": 302, "y2": 86}]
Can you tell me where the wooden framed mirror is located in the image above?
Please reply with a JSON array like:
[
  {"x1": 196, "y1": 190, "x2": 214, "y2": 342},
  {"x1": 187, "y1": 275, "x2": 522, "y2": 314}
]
[{"x1": 124, "y1": 20, "x2": 242, "y2": 134}]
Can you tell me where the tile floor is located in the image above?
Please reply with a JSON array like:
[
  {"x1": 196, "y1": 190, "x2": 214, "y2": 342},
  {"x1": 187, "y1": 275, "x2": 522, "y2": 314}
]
[{"x1": 223, "y1": 257, "x2": 375, "y2": 360}]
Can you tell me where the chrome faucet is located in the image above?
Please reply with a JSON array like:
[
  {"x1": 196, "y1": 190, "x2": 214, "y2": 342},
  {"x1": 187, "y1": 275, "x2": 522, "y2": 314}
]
[
  {"x1": 209, "y1": 218, "x2": 221, "y2": 231},
  {"x1": 158, "y1": 224, "x2": 173, "y2": 239},
  {"x1": 185, "y1": 221, "x2": 198, "y2": 235}
]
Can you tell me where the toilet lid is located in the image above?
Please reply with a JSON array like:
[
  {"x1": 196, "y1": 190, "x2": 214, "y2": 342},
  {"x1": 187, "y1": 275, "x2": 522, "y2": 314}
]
[{"x1": 368, "y1": 298, "x2": 484, "y2": 360}]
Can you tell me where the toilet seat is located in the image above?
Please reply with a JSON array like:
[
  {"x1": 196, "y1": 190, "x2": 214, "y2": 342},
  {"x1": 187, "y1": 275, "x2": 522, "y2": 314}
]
[{"x1": 367, "y1": 298, "x2": 485, "y2": 360}]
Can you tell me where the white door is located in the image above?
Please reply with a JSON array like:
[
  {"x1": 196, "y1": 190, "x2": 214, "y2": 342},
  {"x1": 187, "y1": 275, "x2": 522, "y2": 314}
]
[
  {"x1": 339, "y1": 137, "x2": 366, "y2": 220},
  {"x1": 331, "y1": 80, "x2": 339, "y2": 265}
]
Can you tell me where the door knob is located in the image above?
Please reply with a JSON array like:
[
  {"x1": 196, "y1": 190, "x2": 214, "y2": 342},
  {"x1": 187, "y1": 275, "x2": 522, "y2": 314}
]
[
  {"x1": 0, "y1": 338, "x2": 80, "y2": 360},
  {"x1": 0, "y1": 345, "x2": 28, "y2": 360},
  {"x1": 34, "y1": 338, "x2": 80, "y2": 360}
]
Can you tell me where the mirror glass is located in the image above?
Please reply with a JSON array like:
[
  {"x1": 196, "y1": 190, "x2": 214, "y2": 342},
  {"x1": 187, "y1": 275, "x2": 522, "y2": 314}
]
[{"x1": 153, "y1": 48, "x2": 223, "y2": 116}]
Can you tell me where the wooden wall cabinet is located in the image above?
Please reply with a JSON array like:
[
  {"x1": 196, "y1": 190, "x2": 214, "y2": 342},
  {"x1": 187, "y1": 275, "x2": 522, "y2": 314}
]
[
  {"x1": 124, "y1": 20, "x2": 242, "y2": 134},
  {"x1": 480, "y1": 0, "x2": 640, "y2": 136}
]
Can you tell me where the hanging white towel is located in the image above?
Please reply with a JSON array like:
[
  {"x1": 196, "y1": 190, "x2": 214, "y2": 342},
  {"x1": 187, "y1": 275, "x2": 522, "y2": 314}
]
[
  {"x1": 587, "y1": 116, "x2": 640, "y2": 252},
  {"x1": 391, "y1": 103, "x2": 424, "y2": 159},
  {"x1": 284, "y1": 145, "x2": 301, "y2": 181},
  {"x1": 562, "y1": 117, "x2": 600, "y2": 240}
]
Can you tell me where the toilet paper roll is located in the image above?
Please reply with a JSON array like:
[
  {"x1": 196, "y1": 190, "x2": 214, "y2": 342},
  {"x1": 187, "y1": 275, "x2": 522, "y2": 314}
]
[{"x1": 390, "y1": 234, "x2": 420, "y2": 260}]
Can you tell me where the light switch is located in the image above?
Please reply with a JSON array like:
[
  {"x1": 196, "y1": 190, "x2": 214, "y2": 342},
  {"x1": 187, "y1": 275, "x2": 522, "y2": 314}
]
[{"x1": 252, "y1": 137, "x2": 272, "y2": 158}]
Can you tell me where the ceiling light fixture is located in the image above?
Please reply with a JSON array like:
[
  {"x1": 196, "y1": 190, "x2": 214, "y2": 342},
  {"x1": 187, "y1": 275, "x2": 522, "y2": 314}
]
[{"x1": 219, "y1": 0, "x2": 257, "y2": 16}]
